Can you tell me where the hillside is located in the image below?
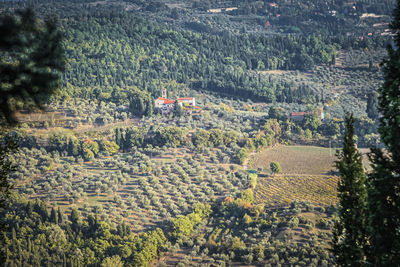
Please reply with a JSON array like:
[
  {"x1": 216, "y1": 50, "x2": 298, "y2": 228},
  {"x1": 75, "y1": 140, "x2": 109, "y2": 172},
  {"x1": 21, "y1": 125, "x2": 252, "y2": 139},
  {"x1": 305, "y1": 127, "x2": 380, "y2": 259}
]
[{"x1": 0, "y1": 0, "x2": 391, "y2": 266}]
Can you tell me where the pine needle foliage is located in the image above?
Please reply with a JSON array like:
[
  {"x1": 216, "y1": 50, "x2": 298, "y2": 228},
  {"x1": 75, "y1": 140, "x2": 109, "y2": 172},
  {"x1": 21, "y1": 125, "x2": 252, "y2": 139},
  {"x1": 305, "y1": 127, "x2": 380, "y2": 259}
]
[
  {"x1": 332, "y1": 113, "x2": 368, "y2": 267},
  {"x1": 366, "y1": 1, "x2": 400, "y2": 265}
]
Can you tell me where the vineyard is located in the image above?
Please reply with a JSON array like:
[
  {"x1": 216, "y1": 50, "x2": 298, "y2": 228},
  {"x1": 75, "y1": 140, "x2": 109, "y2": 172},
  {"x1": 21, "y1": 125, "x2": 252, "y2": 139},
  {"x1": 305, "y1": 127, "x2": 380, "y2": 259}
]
[{"x1": 254, "y1": 174, "x2": 338, "y2": 207}]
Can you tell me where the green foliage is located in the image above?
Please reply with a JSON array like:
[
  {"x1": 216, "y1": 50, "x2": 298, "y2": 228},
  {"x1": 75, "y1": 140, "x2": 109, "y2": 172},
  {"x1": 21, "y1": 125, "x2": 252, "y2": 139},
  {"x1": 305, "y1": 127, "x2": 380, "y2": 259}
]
[
  {"x1": 0, "y1": 195, "x2": 172, "y2": 266},
  {"x1": 248, "y1": 173, "x2": 258, "y2": 189},
  {"x1": 268, "y1": 106, "x2": 287, "y2": 121},
  {"x1": 173, "y1": 101, "x2": 183, "y2": 117},
  {"x1": 115, "y1": 126, "x2": 145, "y2": 151},
  {"x1": 332, "y1": 113, "x2": 367, "y2": 266},
  {"x1": 241, "y1": 188, "x2": 254, "y2": 203},
  {"x1": 302, "y1": 106, "x2": 322, "y2": 131},
  {"x1": 82, "y1": 139, "x2": 99, "y2": 160},
  {"x1": 100, "y1": 140, "x2": 119, "y2": 155},
  {"x1": 14, "y1": 3, "x2": 343, "y2": 105},
  {"x1": 155, "y1": 126, "x2": 185, "y2": 147},
  {"x1": 170, "y1": 215, "x2": 195, "y2": 240},
  {"x1": 192, "y1": 129, "x2": 210, "y2": 148},
  {"x1": 127, "y1": 86, "x2": 154, "y2": 117},
  {"x1": 0, "y1": 8, "x2": 64, "y2": 125},
  {"x1": 229, "y1": 236, "x2": 246, "y2": 251},
  {"x1": 169, "y1": 203, "x2": 211, "y2": 240},
  {"x1": 367, "y1": 1, "x2": 400, "y2": 264},
  {"x1": 101, "y1": 255, "x2": 123, "y2": 267},
  {"x1": 0, "y1": 134, "x2": 17, "y2": 209},
  {"x1": 270, "y1": 161, "x2": 282, "y2": 174},
  {"x1": 366, "y1": 91, "x2": 379, "y2": 120}
]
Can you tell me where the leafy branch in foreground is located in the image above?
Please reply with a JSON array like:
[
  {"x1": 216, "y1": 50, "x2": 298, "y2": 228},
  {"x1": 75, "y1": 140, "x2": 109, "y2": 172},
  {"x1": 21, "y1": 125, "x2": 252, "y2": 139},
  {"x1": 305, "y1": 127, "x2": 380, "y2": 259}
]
[{"x1": 0, "y1": 8, "x2": 65, "y2": 125}]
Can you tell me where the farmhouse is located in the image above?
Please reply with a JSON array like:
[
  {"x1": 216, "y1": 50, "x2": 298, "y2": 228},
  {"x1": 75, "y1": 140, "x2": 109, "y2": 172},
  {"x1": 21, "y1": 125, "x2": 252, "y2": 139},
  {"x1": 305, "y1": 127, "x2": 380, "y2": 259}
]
[
  {"x1": 154, "y1": 88, "x2": 201, "y2": 115},
  {"x1": 290, "y1": 112, "x2": 307, "y2": 122},
  {"x1": 290, "y1": 109, "x2": 325, "y2": 122}
]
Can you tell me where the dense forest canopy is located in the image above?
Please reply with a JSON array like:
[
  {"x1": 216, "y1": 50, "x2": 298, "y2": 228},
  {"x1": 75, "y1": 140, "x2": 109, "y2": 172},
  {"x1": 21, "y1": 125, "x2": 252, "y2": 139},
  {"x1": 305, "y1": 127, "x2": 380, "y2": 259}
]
[{"x1": 1, "y1": 0, "x2": 391, "y2": 112}]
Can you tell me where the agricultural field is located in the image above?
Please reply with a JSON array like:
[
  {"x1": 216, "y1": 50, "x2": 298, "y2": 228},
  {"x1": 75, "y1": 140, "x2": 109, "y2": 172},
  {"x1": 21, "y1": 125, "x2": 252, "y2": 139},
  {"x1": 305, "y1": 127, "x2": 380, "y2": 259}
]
[
  {"x1": 250, "y1": 145, "x2": 336, "y2": 175},
  {"x1": 249, "y1": 145, "x2": 371, "y2": 208},
  {"x1": 254, "y1": 174, "x2": 338, "y2": 207},
  {"x1": 10, "y1": 136, "x2": 248, "y2": 232}
]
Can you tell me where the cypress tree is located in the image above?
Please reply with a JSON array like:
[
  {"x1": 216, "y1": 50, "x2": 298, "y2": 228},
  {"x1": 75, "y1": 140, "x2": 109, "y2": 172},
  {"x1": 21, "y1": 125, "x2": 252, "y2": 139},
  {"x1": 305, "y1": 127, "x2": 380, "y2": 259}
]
[
  {"x1": 367, "y1": 1, "x2": 400, "y2": 264},
  {"x1": 26, "y1": 202, "x2": 33, "y2": 216},
  {"x1": 50, "y1": 207, "x2": 58, "y2": 224},
  {"x1": 57, "y1": 207, "x2": 64, "y2": 225},
  {"x1": 332, "y1": 113, "x2": 368, "y2": 266},
  {"x1": 366, "y1": 92, "x2": 379, "y2": 120}
]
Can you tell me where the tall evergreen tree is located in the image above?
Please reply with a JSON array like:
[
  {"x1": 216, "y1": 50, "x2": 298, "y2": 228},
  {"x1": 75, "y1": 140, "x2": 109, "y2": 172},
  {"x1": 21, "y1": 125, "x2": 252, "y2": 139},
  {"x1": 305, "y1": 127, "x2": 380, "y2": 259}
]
[
  {"x1": 57, "y1": 207, "x2": 64, "y2": 225},
  {"x1": 366, "y1": 91, "x2": 379, "y2": 120},
  {"x1": 50, "y1": 207, "x2": 58, "y2": 224},
  {"x1": 173, "y1": 101, "x2": 183, "y2": 117},
  {"x1": 332, "y1": 113, "x2": 368, "y2": 266},
  {"x1": 367, "y1": 1, "x2": 400, "y2": 265}
]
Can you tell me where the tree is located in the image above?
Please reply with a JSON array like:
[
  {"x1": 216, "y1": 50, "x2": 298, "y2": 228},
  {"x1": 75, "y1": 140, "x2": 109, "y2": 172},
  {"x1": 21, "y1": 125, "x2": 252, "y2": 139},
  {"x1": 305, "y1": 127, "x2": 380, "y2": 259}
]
[
  {"x1": 303, "y1": 106, "x2": 322, "y2": 131},
  {"x1": 241, "y1": 188, "x2": 254, "y2": 203},
  {"x1": 50, "y1": 207, "x2": 58, "y2": 224},
  {"x1": 70, "y1": 208, "x2": 81, "y2": 232},
  {"x1": 366, "y1": 91, "x2": 379, "y2": 120},
  {"x1": 82, "y1": 139, "x2": 99, "y2": 160},
  {"x1": 0, "y1": 12, "x2": 63, "y2": 258},
  {"x1": 173, "y1": 101, "x2": 183, "y2": 117},
  {"x1": 268, "y1": 106, "x2": 287, "y2": 121},
  {"x1": 101, "y1": 255, "x2": 123, "y2": 267},
  {"x1": 0, "y1": 8, "x2": 64, "y2": 125},
  {"x1": 367, "y1": 1, "x2": 400, "y2": 264},
  {"x1": 270, "y1": 161, "x2": 282, "y2": 174},
  {"x1": 332, "y1": 113, "x2": 367, "y2": 266},
  {"x1": 0, "y1": 135, "x2": 17, "y2": 208},
  {"x1": 101, "y1": 140, "x2": 119, "y2": 155},
  {"x1": 0, "y1": 8, "x2": 64, "y2": 207}
]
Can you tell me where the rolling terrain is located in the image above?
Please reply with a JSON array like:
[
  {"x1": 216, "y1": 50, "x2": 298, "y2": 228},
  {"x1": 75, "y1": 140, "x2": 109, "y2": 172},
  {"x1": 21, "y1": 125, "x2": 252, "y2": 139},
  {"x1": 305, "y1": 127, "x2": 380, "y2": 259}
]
[{"x1": 0, "y1": 0, "x2": 392, "y2": 266}]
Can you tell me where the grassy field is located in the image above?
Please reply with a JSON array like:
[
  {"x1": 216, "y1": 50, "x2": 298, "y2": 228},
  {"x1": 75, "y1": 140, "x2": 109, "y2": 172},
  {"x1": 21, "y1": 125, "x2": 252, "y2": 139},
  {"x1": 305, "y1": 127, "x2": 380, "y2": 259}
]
[{"x1": 250, "y1": 145, "x2": 336, "y2": 175}]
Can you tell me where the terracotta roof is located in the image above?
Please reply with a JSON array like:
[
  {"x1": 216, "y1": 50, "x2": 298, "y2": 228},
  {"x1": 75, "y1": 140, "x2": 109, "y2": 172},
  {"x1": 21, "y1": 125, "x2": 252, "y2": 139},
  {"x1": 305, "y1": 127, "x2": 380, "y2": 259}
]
[
  {"x1": 157, "y1": 97, "x2": 167, "y2": 100},
  {"x1": 291, "y1": 112, "x2": 306, "y2": 116},
  {"x1": 164, "y1": 100, "x2": 175, "y2": 104}
]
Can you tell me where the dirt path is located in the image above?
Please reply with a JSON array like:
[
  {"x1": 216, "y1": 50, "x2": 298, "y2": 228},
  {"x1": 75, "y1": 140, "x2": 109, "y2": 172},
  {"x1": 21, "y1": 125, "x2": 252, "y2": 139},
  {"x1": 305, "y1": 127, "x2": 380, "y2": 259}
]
[
  {"x1": 335, "y1": 50, "x2": 346, "y2": 67},
  {"x1": 74, "y1": 118, "x2": 139, "y2": 133},
  {"x1": 242, "y1": 151, "x2": 256, "y2": 170}
]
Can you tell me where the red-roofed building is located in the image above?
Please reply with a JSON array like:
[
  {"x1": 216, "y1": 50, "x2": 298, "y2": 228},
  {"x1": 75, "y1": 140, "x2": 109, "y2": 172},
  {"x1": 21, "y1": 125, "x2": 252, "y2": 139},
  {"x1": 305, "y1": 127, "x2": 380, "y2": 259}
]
[
  {"x1": 164, "y1": 99, "x2": 176, "y2": 105},
  {"x1": 177, "y1": 97, "x2": 195, "y2": 107},
  {"x1": 290, "y1": 109, "x2": 325, "y2": 122},
  {"x1": 154, "y1": 89, "x2": 197, "y2": 115},
  {"x1": 290, "y1": 112, "x2": 307, "y2": 121}
]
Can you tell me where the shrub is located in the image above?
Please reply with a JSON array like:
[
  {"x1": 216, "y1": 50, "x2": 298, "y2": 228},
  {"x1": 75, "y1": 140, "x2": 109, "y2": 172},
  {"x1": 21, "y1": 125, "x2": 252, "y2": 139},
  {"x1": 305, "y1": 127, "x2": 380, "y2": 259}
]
[{"x1": 270, "y1": 161, "x2": 282, "y2": 174}]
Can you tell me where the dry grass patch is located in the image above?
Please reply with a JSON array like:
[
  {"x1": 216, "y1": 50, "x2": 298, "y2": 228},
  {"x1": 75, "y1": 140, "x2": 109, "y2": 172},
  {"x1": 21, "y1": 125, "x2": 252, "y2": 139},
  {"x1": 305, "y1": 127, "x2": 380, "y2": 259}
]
[{"x1": 250, "y1": 146, "x2": 336, "y2": 175}]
